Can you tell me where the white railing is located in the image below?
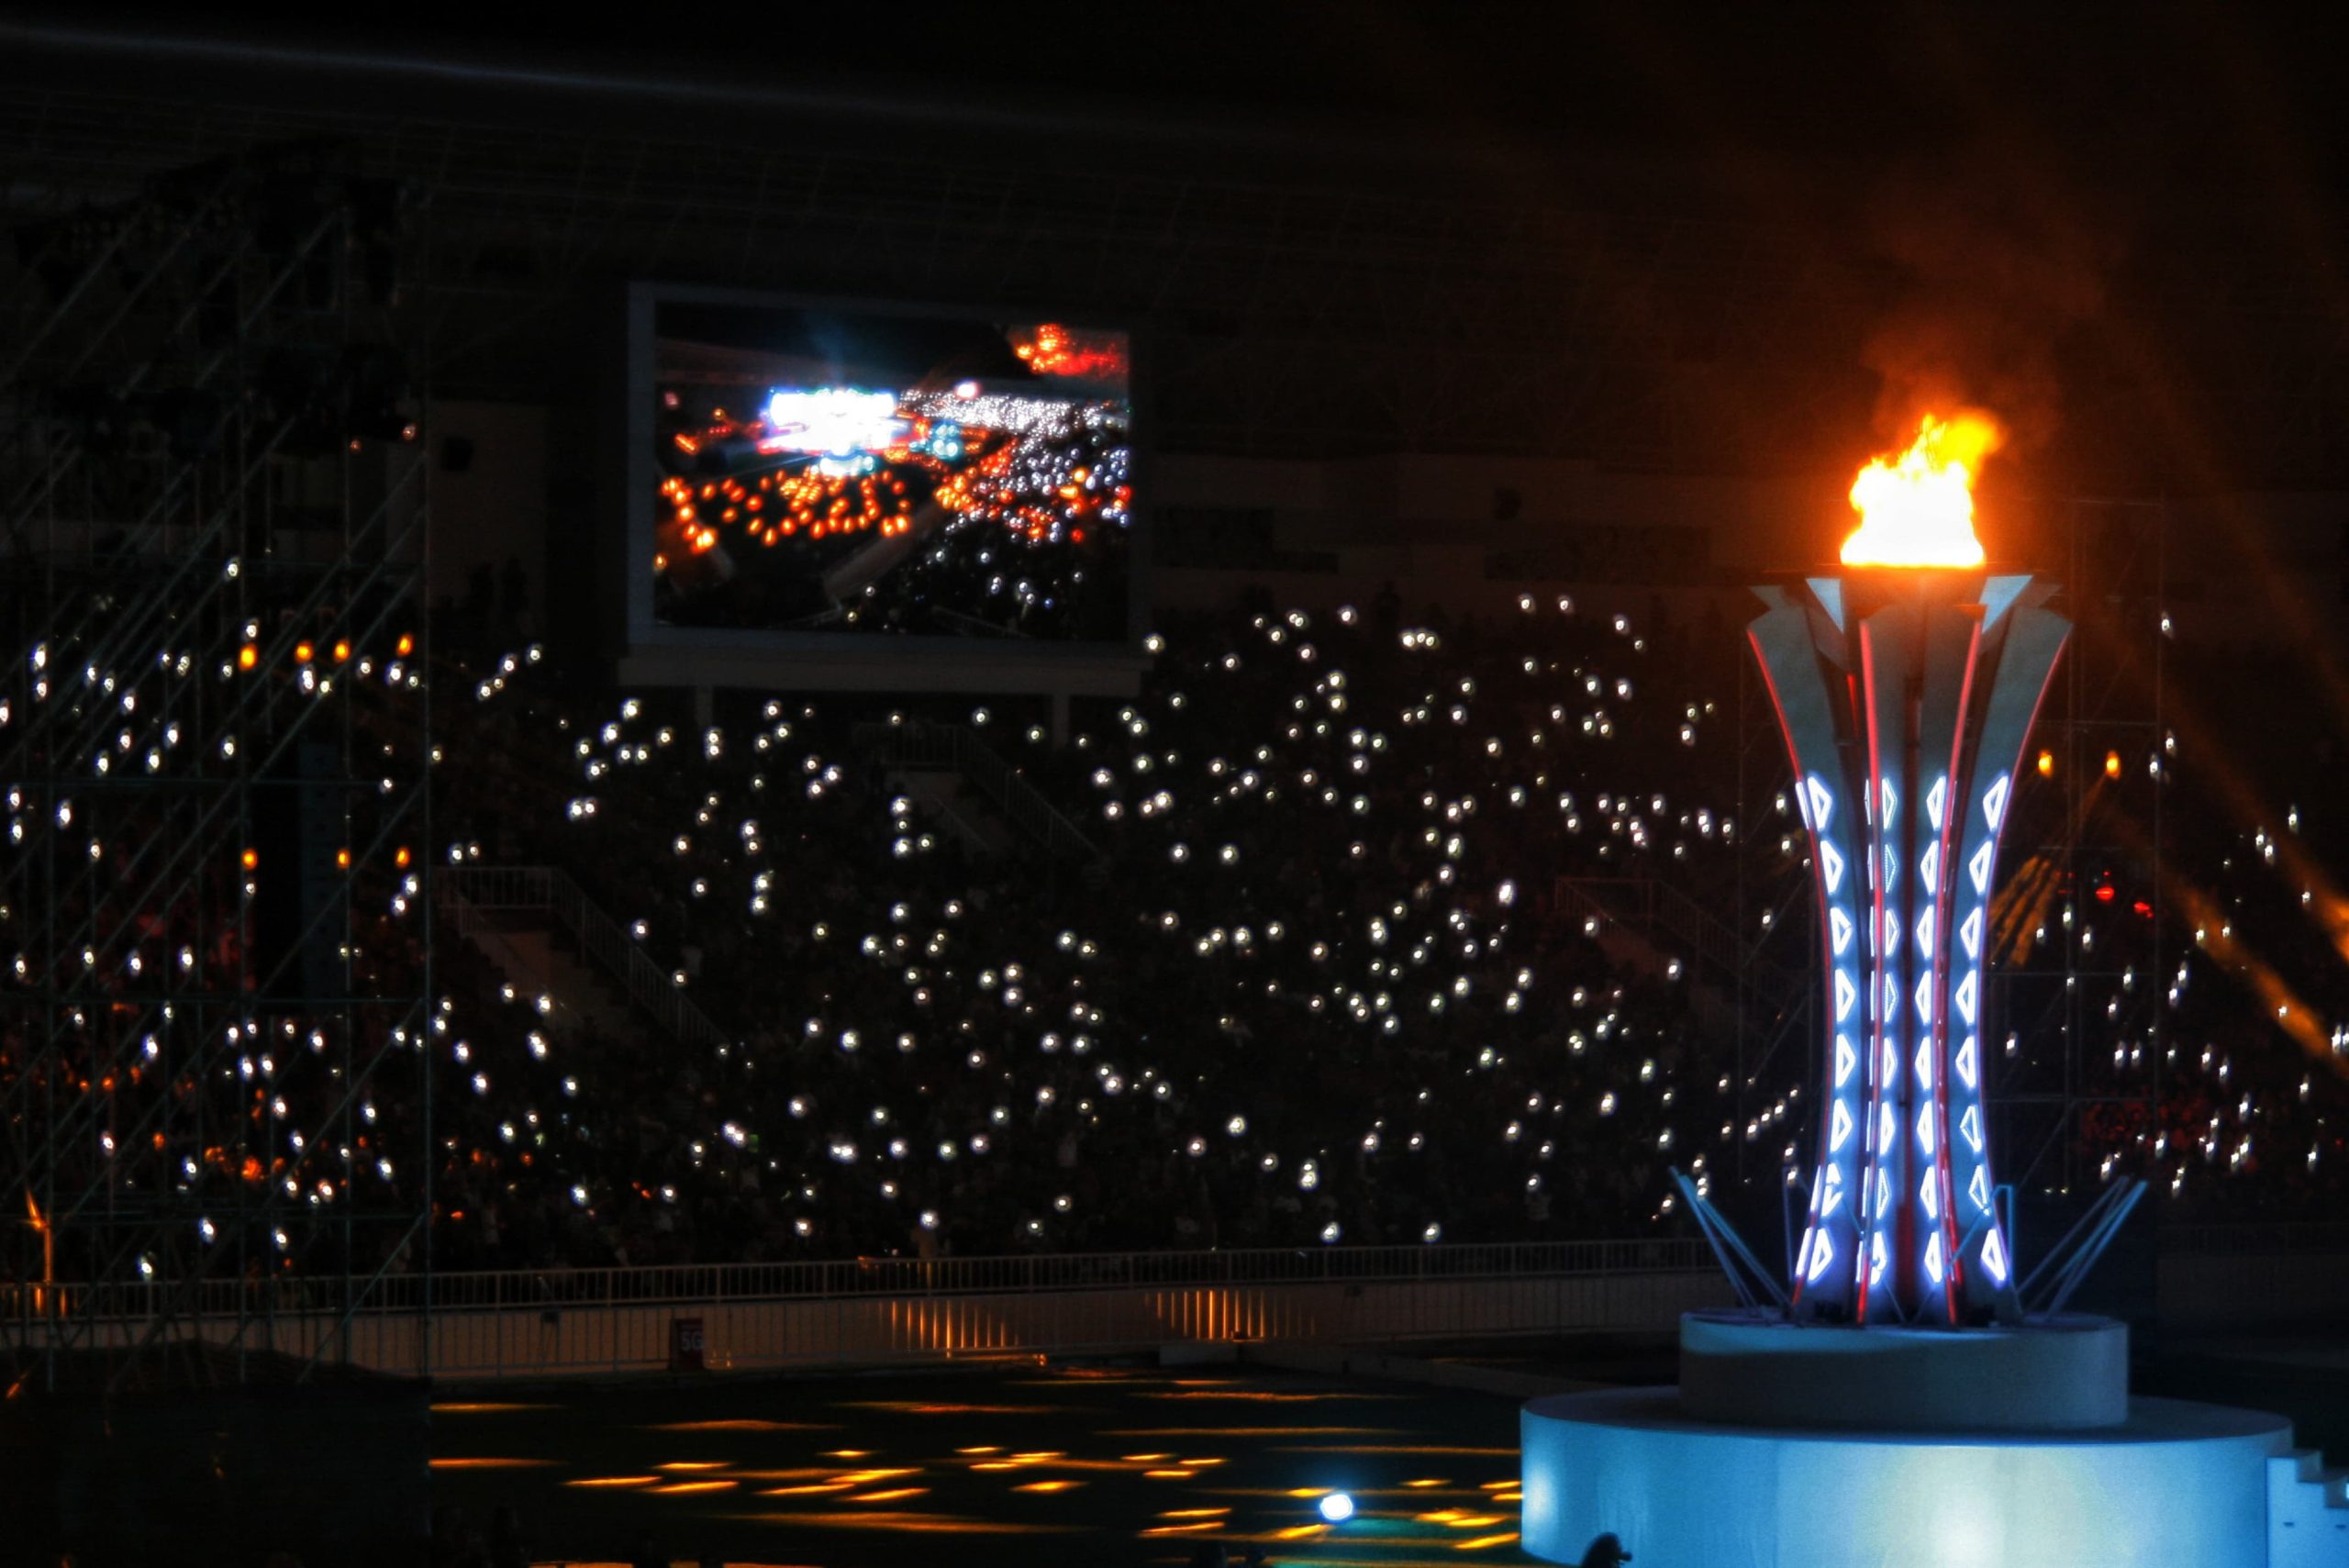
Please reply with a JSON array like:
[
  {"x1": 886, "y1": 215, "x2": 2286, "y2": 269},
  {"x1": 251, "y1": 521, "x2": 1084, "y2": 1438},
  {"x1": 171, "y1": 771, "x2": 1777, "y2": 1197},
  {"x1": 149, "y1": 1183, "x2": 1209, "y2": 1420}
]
[
  {"x1": 12, "y1": 1229, "x2": 2346, "y2": 1379},
  {"x1": 5, "y1": 1238, "x2": 1717, "y2": 1323},
  {"x1": 1, "y1": 1239, "x2": 1731, "y2": 1381}
]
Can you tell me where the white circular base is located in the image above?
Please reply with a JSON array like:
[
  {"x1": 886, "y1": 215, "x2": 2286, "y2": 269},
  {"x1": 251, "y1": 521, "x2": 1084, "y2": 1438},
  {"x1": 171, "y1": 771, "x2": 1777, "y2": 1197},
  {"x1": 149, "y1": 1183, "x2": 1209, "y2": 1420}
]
[
  {"x1": 1520, "y1": 1388, "x2": 2290, "y2": 1568},
  {"x1": 1680, "y1": 1309, "x2": 2129, "y2": 1430}
]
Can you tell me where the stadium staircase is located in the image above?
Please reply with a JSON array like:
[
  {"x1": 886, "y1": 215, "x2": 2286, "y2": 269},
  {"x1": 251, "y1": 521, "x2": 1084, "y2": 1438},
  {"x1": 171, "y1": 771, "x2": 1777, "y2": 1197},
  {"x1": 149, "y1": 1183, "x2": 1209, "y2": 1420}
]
[
  {"x1": 1554, "y1": 874, "x2": 1811, "y2": 1071},
  {"x1": 880, "y1": 768, "x2": 1017, "y2": 861},
  {"x1": 438, "y1": 866, "x2": 734, "y2": 1053},
  {"x1": 2269, "y1": 1447, "x2": 2349, "y2": 1566},
  {"x1": 439, "y1": 886, "x2": 637, "y2": 1040},
  {"x1": 852, "y1": 719, "x2": 1104, "y2": 867}
]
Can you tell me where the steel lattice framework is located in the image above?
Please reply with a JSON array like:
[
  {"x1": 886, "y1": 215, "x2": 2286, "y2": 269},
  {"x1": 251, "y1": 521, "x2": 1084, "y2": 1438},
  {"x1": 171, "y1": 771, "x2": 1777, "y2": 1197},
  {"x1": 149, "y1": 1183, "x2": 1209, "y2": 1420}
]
[{"x1": 0, "y1": 142, "x2": 435, "y2": 1390}]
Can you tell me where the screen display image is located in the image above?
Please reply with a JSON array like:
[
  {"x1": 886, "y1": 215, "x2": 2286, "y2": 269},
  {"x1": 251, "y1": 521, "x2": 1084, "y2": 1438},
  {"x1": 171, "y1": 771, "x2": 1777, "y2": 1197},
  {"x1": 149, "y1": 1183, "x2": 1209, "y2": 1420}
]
[{"x1": 649, "y1": 301, "x2": 1132, "y2": 639}]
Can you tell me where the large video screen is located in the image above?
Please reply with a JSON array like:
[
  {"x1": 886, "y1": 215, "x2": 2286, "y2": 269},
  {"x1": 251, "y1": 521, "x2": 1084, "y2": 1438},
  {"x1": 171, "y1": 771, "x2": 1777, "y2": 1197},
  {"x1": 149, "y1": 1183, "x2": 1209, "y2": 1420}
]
[{"x1": 640, "y1": 295, "x2": 1133, "y2": 641}]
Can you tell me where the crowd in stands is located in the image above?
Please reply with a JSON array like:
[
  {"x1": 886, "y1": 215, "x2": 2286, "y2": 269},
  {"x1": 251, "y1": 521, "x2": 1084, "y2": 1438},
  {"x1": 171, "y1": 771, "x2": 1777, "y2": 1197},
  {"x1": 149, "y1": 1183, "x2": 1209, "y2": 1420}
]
[
  {"x1": 8, "y1": 579, "x2": 2344, "y2": 1290},
  {"x1": 2038, "y1": 636, "x2": 2349, "y2": 1218},
  {"x1": 424, "y1": 592, "x2": 1750, "y2": 1267},
  {"x1": 406, "y1": 586, "x2": 2349, "y2": 1273}
]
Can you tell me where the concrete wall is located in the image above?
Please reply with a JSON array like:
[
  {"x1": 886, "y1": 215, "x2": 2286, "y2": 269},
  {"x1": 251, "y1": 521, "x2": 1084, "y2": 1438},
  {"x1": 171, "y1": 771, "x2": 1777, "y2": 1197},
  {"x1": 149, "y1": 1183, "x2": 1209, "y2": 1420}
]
[
  {"x1": 424, "y1": 399, "x2": 548, "y2": 614},
  {"x1": 2159, "y1": 1251, "x2": 2349, "y2": 1331}
]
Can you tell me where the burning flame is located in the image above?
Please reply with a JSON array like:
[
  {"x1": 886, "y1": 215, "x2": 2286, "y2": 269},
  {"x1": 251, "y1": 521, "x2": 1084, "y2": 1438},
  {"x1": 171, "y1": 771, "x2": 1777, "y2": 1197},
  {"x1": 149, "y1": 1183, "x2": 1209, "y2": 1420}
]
[{"x1": 1841, "y1": 413, "x2": 2001, "y2": 569}]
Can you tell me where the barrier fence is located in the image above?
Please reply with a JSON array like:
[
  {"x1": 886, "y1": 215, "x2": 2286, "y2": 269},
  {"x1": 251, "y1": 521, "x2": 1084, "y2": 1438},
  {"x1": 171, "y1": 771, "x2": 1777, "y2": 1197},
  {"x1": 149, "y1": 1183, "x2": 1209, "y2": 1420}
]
[
  {"x1": 8, "y1": 1230, "x2": 2343, "y2": 1381},
  {"x1": 5, "y1": 1239, "x2": 1726, "y2": 1381}
]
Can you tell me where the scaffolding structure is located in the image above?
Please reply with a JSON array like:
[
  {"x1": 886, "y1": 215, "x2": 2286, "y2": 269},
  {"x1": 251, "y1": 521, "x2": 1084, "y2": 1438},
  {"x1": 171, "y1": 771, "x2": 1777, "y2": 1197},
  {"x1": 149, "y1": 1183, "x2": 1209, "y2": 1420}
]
[
  {"x1": 0, "y1": 144, "x2": 434, "y2": 1391},
  {"x1": 1987, "y1": 499, "x2": 2170, "y2": 1200}
]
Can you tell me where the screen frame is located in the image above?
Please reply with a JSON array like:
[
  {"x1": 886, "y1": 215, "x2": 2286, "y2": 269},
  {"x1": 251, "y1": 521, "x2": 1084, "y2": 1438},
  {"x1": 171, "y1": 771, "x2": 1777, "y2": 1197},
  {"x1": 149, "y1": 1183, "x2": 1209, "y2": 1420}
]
[{"x1": 621, "y1": 280, "x2": 1150, "y2": 674}]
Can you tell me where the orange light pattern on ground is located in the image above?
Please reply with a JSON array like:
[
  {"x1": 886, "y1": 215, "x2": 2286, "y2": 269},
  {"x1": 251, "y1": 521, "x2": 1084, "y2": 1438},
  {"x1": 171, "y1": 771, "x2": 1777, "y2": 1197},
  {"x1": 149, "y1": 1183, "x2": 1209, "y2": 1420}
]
[
  {"x1": 841, "y1": 1401, "x2": 1059, "y2": 1415},
  {"x1": 438, "y1": 1367, "x2": 1533, "y2": 1564},
  {"x1": 428, "y1": 1457, "x2": 552, "y2": 1470},
  {"x1": 562, "y1": 1475, "x2": 660, "y2": 1489},
  {"x1": 649, "y1": 1419, "x2": 834, "y2": 1432},
  {"x1": 1105, "y1": 1426, "x2": 1408, "y2": 1437},
  {"x1": 1141, "y1": 1389, "x2": 1400, "y2": 1402},
  {"x1": 727, "y1": 1510, "x2": 1085, "y2": 1536},
  {"x1": 1275, "y1": 1444, "x2": 1516, "y2": 1455}
]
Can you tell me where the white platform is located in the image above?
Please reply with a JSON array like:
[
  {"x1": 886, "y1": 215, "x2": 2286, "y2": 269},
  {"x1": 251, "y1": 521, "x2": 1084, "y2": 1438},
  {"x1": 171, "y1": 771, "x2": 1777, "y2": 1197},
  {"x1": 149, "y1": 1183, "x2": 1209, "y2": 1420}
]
[
  {"x1": 1679, "y1": 1309, "x2": 2129, "y2": 1430},
  {"x1": 1521, "y1": 1387, "x2": 2295, "y2": 1568}
]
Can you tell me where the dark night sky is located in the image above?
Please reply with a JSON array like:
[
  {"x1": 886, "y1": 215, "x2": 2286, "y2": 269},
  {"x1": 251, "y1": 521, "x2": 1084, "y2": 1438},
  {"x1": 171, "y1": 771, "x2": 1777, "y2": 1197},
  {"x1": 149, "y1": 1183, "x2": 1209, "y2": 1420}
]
[
  {"x1": 7, "y1": 6, "x2": 2348, "y2": 244},
  {"x1": 10, "y1": 5, "x2": 2349, "y2": 492},
  {"x1": 8, "y1": 6, "x2": 2346, "y2": 179}
]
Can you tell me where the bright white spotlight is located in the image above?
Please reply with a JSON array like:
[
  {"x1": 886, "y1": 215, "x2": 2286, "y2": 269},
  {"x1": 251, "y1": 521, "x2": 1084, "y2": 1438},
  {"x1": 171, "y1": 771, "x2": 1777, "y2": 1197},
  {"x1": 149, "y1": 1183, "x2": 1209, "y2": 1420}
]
[
  {"x1": 761, "y1": 387, "x2": 904, "y2": 458},
  {"x1": 1318, "y1": 1492, "x2": 1354, "y2": 1523}
]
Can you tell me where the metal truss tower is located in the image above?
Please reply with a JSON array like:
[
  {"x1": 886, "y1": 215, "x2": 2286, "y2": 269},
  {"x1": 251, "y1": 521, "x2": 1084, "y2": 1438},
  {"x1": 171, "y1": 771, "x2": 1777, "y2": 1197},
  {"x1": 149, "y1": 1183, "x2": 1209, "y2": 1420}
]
[
  {"x1": 0, "y1": 145, "x2": 434, "y2": 1390},
  {"x1": 1987, "y1": 499, "x2": 2170, "y2": 1201}
]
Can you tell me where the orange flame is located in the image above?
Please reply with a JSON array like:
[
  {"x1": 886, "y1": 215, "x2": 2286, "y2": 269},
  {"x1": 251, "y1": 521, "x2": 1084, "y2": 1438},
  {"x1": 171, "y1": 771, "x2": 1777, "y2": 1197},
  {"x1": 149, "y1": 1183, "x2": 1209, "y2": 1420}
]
[{"x1": 1841, "y1": 413, "x2": 2001, "y2": 568}]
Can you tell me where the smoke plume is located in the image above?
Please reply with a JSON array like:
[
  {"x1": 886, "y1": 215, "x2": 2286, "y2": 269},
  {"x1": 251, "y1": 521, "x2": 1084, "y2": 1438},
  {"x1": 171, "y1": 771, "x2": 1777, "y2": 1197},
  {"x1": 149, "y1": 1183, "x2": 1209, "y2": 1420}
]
[{"x1": 1858, "y1": 183, "x2": 2121, "y2": 461}]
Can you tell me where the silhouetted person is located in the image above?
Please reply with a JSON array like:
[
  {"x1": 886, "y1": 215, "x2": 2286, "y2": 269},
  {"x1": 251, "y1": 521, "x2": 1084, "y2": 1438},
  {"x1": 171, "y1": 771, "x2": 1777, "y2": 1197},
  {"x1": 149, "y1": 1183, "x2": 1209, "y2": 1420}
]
[
  {"x1": 1579, "y1": 1532, "x2": 1631, "y2": 1567},
  {"x1": 487, "y1": 1504, "x2": 528, "y2": 1568},
  {"x1": 629, "y1": 1534, "x2": 663, "y2": 1568},
  {"x1": 500, "y1": 553, "x2": 530, "y2": 638},
  {"x1": 432, "y1": 1507, "x2": 488, "y2": 1568},
  {"x1": 462, "y1": 562, "x2": 495, "y2": 654}
]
